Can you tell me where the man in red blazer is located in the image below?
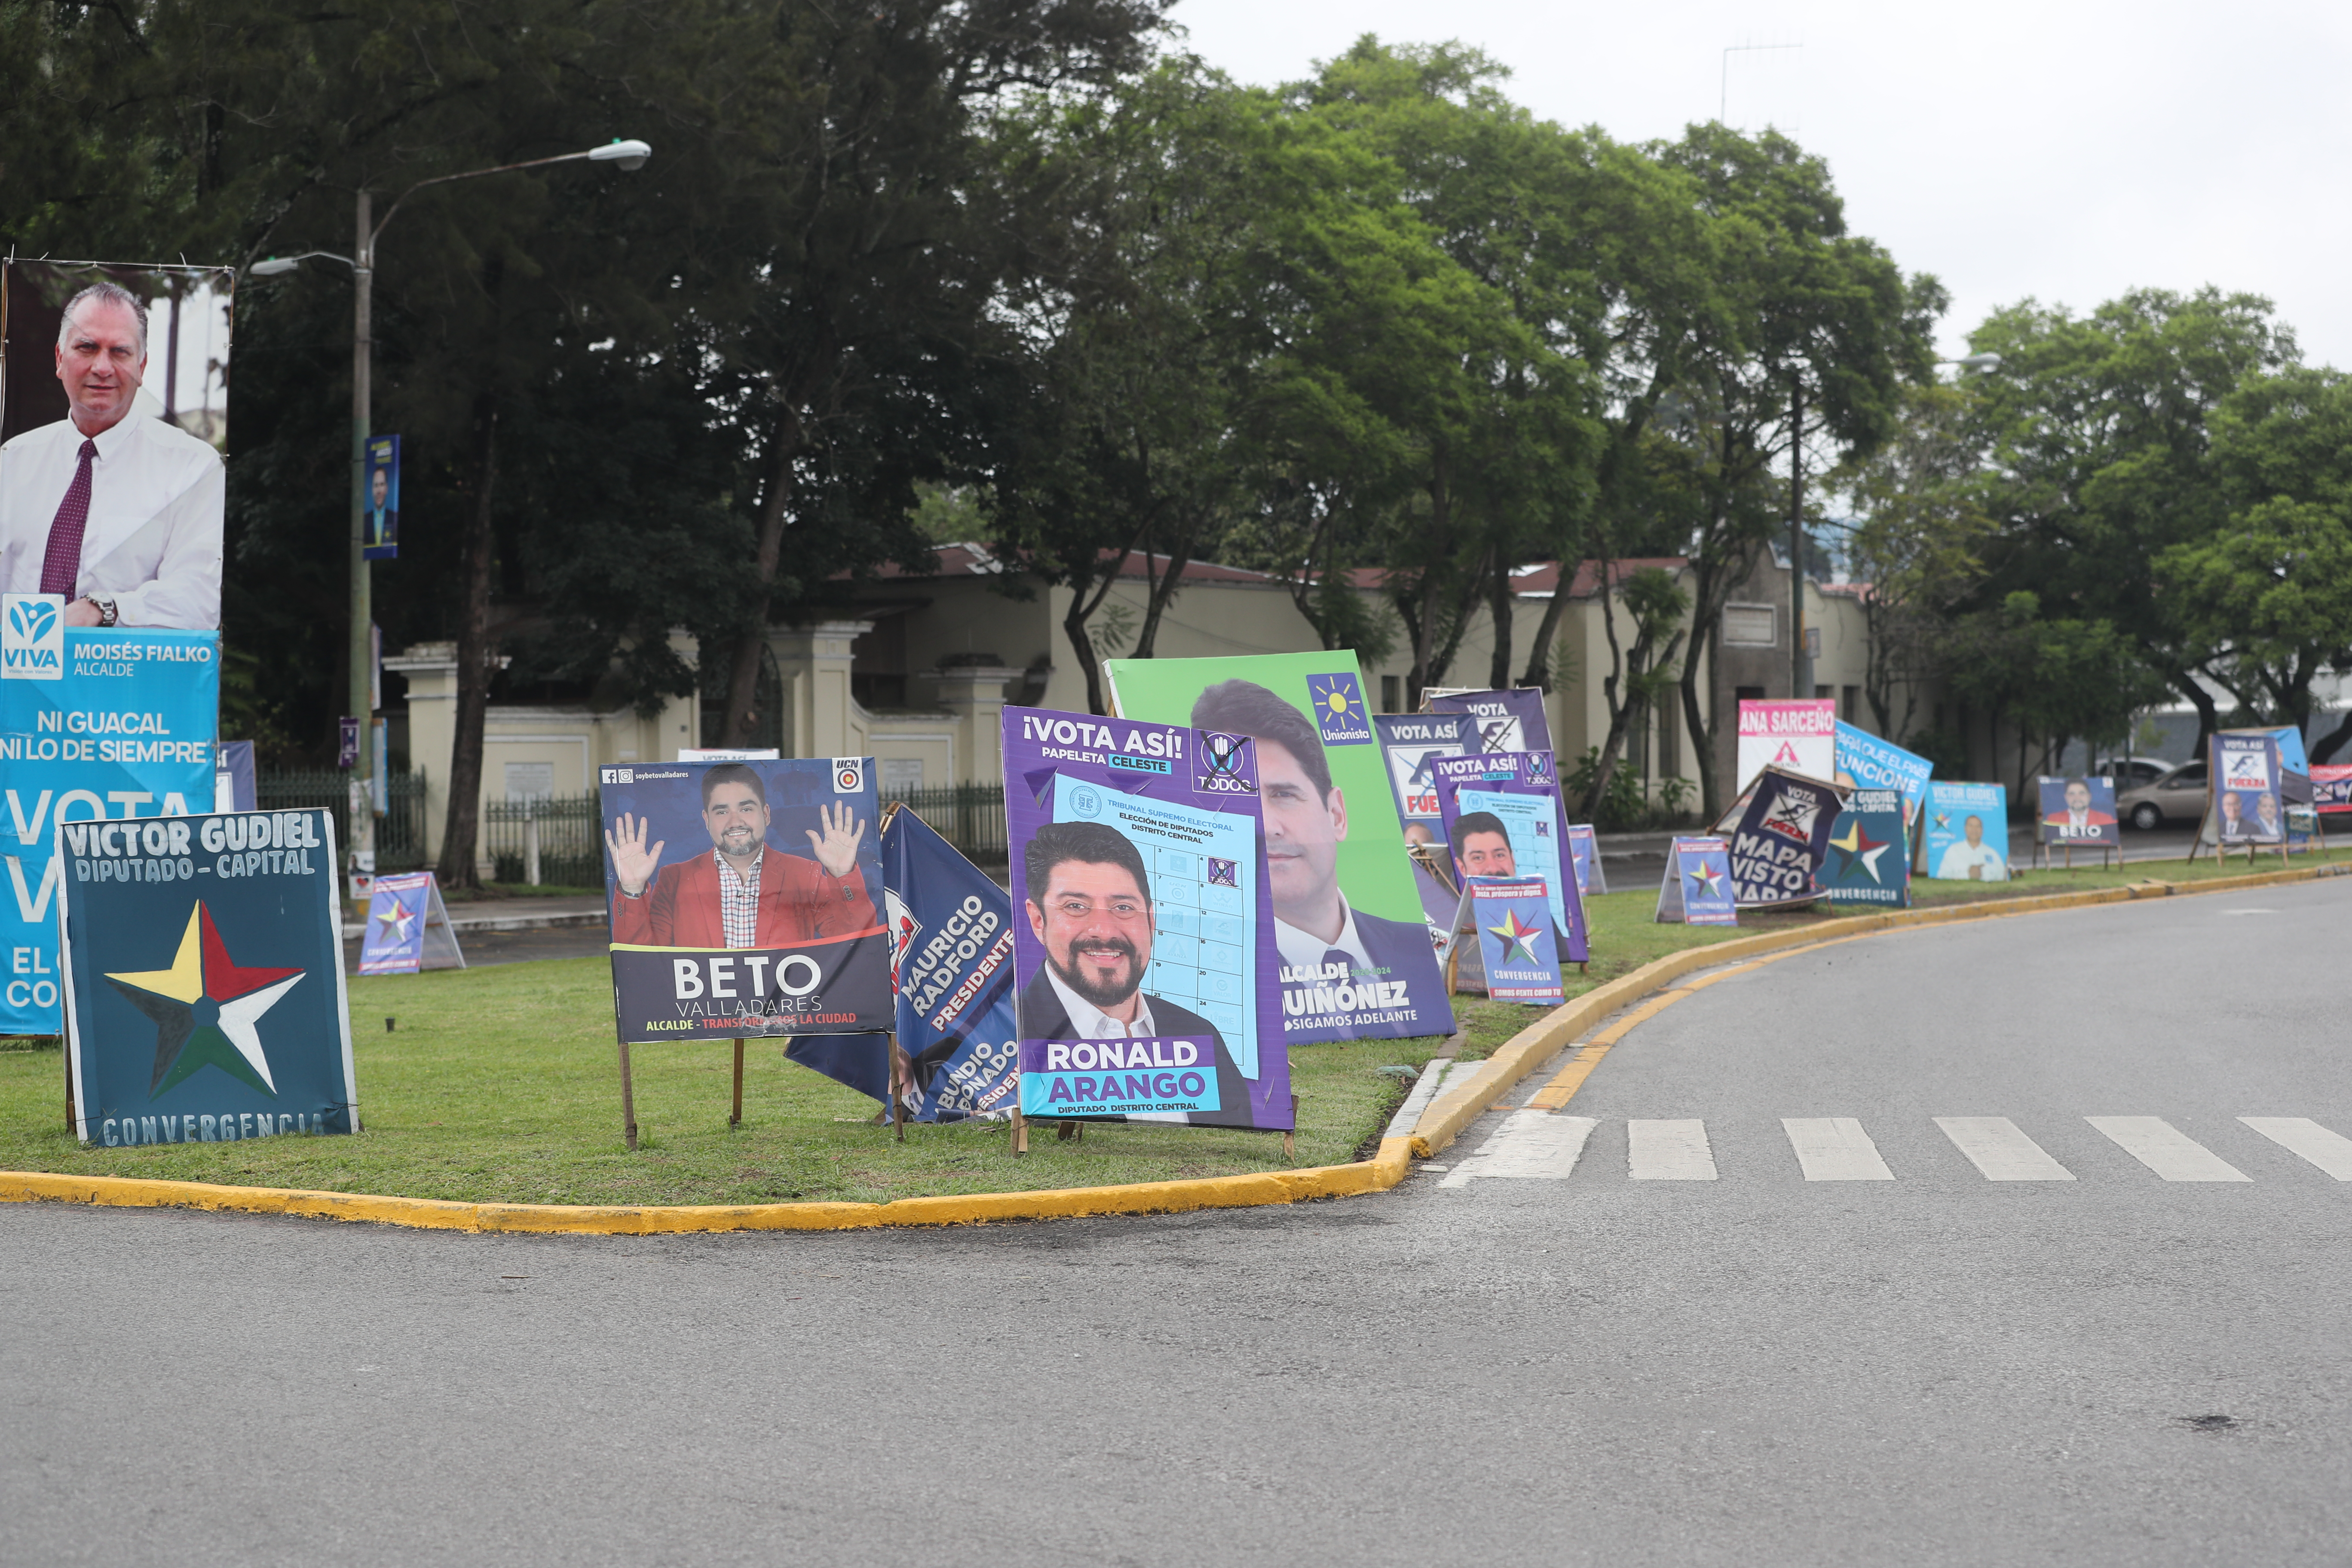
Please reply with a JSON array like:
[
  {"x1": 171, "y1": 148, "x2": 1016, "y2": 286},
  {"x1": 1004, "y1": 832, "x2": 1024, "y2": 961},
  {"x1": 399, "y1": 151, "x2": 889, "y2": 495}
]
[{"x1": 604, "y1": 764, "x2": 877, "y2": 947}]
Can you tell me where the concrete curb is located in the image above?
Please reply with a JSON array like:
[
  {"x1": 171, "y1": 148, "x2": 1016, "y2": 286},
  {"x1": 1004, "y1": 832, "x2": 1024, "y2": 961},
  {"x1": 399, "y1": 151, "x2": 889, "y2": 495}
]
[{"x1": 6, "y1": 855, "x2": 2342, "y2": 1235}]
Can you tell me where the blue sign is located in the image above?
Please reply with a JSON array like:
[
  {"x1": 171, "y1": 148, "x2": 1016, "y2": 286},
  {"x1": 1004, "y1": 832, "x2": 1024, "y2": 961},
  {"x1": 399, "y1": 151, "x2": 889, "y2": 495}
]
[
  {"x1": 1923, "y1": 781, "x2": 2010, "y2": 882},
  {"x1": 1305, "y1": 671, "x2": 1373, "y2": 746},
  {"x1": 1431, "y1": 749, "x2": 1590, "y2": 965},
  {"x1": 1834, "y1": 721, "x2": 1934, "y2": 827},
  {"x1": 62, "y1": 808, "x2": 357, "y2": 1146},
  {"x1": 881, "y1": 805, "x2": 1018, "y2": 1122},
  {"x1": 363, "y1": 434, "x2": 400, "y2": 561},
  {"x1": 1656, "y1": 836, "x2": 1737, "y2": 925},
  {"x1": 1822, "y1": 789, "x2": 1911, "y2": 906},
  {"x1": 1728, "y1": 767, "x2": 1845, "y2": 906},
  {"x1": 1468, "y1": 876, "x2": 1565, "y2": 1004},
  {"x1": 0, "y1": 618, "x2": 219, "y2": 1032}
]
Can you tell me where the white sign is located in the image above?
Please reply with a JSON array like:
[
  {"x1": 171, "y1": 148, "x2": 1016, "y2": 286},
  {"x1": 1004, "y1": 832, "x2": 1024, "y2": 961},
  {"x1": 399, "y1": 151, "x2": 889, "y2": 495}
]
[{"x1": 1734, "y1": 698, "x2": 1836, "y2": 792}]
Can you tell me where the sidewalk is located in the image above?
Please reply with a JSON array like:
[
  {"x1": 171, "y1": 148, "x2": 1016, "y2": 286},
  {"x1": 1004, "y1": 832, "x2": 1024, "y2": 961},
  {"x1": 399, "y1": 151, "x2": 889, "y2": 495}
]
[{"x1": 341, "y1": 894, "x2": 606, "y2": 942}]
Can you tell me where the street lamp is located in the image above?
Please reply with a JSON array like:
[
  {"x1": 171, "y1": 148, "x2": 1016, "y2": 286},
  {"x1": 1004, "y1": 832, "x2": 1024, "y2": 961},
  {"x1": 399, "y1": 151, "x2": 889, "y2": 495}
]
[{"x1": 248, "y1": 137, "x2": 650, "y2": 900}]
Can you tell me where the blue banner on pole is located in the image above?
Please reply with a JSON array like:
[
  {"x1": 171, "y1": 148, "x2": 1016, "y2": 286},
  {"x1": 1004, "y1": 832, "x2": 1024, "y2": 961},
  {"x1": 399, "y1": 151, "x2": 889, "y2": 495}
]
[
  {"x1": 880, "y1": 805, "x2": 1018, "y2": 1122},
  {"x1": 0, "y1": 614, "x2": 219, "y2": 1033},
  {"x1": 62, "y1": 807, "x2": 357, "y2": 1146}
]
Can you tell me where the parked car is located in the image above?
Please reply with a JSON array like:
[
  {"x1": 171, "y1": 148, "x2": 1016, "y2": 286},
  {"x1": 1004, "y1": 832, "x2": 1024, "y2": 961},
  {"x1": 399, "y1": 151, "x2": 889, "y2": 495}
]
[
  {"x1": 2097, "y1": 756, "x2": 2174, "y2": 790},
  {"x1": 2116, "y1": 760, "x2": 2207, "y2": 829}
]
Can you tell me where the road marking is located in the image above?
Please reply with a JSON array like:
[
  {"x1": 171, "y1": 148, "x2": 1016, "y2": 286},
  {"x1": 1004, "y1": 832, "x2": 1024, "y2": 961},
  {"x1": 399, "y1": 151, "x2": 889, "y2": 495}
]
[
  {"x1": 1628, "y1": 1119, "x2": 1717, "y2": 1180},
  {"x1": 1437, "y1": 1111, "x2": 1596, "y2": 1187},
  {"x1": 2239, "y1": 1117, "x2": 2352, "y2": 1179},
  {"x1": 1782, "y1": 1118, "x2": 1894, "y2": 1181},
  {"x1": 1934, "y1": 1117, "x2": 2075, "y2": 1181},
  {"x1": 2086, "y1": 1117, "x2": 2251, "y2": 1182}
]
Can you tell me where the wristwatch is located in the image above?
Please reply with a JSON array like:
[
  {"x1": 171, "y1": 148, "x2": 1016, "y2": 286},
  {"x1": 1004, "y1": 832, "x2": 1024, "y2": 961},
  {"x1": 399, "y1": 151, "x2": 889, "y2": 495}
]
[{"x1": 89, "y1": 596, "x2": 117, "y2": 627}]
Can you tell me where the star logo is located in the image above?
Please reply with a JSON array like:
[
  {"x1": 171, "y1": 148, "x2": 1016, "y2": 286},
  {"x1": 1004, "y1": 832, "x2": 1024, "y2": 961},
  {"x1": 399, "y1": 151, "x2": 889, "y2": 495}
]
[
  {"x1": 1485, "y1": 906, "x2": 1547, "y2": 966},
  {"x1": 1828, "y1": 818, "x2": 1893, "y2": 884},
  {"x1": 374, "y1": 895, "x2": 419, "y2": 946},
  {"x1": 106, "y1": 903, "x2": 304, "y2": 1098},
  {"x1": 1687, "y1": 860, "x2": 1726, "y2": 901}
]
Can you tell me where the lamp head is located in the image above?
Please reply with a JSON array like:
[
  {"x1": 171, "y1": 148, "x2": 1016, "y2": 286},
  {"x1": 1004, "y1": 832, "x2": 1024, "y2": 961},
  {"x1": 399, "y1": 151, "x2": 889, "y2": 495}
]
[
  {"x1": 250, "y1": 256, "x2": 302, "y2": 277},
  {"x1": 588, "y1": 138, "x2": 652, "y2": 172}
]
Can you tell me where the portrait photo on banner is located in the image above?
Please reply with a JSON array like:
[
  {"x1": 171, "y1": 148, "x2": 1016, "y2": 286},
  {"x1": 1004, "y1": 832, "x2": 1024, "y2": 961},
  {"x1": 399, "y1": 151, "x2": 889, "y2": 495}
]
[
  {"x1": 597, "y1": 758, "x2": 891, "y2": 1044},
  {"x1": 0, "y1": 260, "x2": 228, "y2": 632}
]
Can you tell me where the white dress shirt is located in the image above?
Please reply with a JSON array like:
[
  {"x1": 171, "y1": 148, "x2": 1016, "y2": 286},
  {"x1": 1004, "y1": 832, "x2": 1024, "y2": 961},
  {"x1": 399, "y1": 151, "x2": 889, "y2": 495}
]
[
  {"x1": 0, "y1": 413, "x2": 224, "y2": 629},
  {"x1": 1274, "y1": 895, "x2": 1375, "y2": 977},
  {"x1": 1042, "y1": 963, "x2": 1158, "y2": 1039}
]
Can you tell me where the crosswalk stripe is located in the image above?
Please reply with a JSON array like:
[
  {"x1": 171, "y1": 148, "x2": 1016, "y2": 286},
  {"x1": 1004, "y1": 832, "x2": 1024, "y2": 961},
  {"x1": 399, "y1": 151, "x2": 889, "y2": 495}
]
[
  {"x1": 1437, "y1": 1111, "x2": 1596, "y2": 1187},
  {"x1": 1782, "y1": 1118, "x2": 1893, "y2": 1181},
  {"x1": 2086, "y1": 1117, "x2": 2251, "y2": 1182},
  {"x1": 2239, "y1": 1118, "x2": 2352, "y2": 1179},
  {"x1": 1628, "y1": 1119, "x2": 1718, "y2": 1180},
  {"x1": 1934, "y1": 1117, "x2": 2075, "y2": 1181}
]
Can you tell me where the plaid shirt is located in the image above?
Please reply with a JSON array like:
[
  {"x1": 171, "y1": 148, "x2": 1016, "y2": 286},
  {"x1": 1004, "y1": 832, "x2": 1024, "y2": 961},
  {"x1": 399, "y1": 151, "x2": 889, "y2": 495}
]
[{"x1": 715, "y1": 848, "x2": 763, "y2": 949}]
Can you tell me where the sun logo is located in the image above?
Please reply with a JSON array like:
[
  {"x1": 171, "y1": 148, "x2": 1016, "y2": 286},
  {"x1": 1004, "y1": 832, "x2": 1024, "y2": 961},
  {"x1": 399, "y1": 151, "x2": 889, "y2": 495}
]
[{"x1": 1306, "y1": 673, "x2": 1371, "y2": 743}]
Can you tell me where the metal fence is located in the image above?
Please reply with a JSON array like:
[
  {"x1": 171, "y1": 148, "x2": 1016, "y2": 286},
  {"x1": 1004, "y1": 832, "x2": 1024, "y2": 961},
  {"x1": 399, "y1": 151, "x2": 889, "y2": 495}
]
[
  {"x1": 885, "y1": 782, "x2": 1008, "y2": 863},
  {"x1": 256, "y1": 769, "x2": 432, "y2": 871},
  {"x1": 484, "y1": 793, "x2": 604, "y2": 888}
]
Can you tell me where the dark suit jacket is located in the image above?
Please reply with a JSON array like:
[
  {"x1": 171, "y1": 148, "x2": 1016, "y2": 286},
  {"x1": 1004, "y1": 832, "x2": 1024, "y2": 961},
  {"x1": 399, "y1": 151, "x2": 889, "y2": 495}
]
[
  {"x1": 1017, "y1": 966, "x2": 1254, "y2": 1127},
  {"x1": 1351, "y1": 908, "x2": 1445, "y2": 981}
]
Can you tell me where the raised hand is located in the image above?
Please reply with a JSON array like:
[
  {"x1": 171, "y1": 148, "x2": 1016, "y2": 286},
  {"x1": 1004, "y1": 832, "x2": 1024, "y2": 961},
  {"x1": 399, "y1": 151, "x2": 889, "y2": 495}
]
[
  {"x1": 806, "y1": 799, "x2": 866, "y2": 881},
  {"x1": 604, "y1": 812, "x2": 666, "y2": 897}
]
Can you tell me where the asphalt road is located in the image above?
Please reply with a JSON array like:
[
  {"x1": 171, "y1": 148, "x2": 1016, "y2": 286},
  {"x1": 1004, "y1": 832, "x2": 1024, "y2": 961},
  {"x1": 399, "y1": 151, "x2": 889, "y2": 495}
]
[{"x1": 8, "y1": 879, "x2": 2352, "y2": 1564}]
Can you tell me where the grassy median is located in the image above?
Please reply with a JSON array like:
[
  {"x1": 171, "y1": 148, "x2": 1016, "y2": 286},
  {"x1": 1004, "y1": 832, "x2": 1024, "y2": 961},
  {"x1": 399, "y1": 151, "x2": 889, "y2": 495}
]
[{"x1": 0, "y1": 843, "x2": 2339, "y2": 1205}]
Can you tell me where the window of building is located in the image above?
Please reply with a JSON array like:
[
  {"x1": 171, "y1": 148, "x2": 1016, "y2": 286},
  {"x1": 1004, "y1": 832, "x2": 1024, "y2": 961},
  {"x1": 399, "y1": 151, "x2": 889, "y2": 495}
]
[
  {"x1": 1841, "y1": 685, "x2": 1860, "y2": 723},
  {"x1": 881, "y1": 756, "x2": 925, "y2": 796},
  {"x1": 1381, "y1": 674, "x2": 1402, "y2": 713}
]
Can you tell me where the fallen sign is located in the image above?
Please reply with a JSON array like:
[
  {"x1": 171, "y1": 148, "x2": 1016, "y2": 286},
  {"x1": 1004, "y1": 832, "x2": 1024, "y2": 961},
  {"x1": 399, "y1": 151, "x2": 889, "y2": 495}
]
[{"x1": 1727, "y1": 766, "x2": 1847, "y2": 908}]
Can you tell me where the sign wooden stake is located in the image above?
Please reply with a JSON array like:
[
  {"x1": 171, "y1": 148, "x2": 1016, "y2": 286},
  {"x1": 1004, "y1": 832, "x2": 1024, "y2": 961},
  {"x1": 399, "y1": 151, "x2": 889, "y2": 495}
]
[
  {"x1": 617, "y1": 1039, "x2": 640, "y2": 1152},
  {"x1": 729, "y1": 1039, "x2": 745, "y2": 1129},
  {"x1": 1010, "y1": 1107, "x2": 1029, "y2": 1155}
]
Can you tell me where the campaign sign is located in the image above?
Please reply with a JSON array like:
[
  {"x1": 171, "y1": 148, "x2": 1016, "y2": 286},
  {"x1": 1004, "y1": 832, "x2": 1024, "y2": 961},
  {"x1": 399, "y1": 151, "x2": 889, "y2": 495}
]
[
  {"x1": 1923, "y1": 782, "x2": 2010, "y2": 882},
  {"x1": 1003, "y1": 706, "x2": 1290, "y2": 1129},
  {"x1": 597, "y1": 758, "x2": 890, "y2": 1044},
  {"x1": 1728, "y1": 766, "x2": 1846, "y2": 907},
  {"x1": 363, "y1": 434, "x2": 400, "y2": 561},
  {"x1": 357, "y1": 870, "x2": 464, "y2": 975},
  {"x1": 2213, "y1": 733, "x2": 2286, "y2": 844},
  {"x1": 1466, "y1": 877, "x2": 1565, "y2": 1004},
  {"x1": 1100, "y1": 651, "x2": 1453, "y2": 1045},
  {"x1": 1822, "y1": 789, "x2": 1910, "y2": 907},
  {"x1": 2037, "y1": 776, "x2": 2121, "y2": 848},
  {"x1": 1736, "y1": 699, "x2": 1836, "y2": 792},
  {"x1": 2312, "y1": 764, "x2": 2352, "y2": 816},
  {"x1": 1566, "y1": 823, "x2": 1608, "y2": 896},
  {"x1": 1656, "y1": 837, "x2": 1737, "y2": 926},
  {"x1": 1432, "y1": 749, "x2": 1590, "y2": 965},
  {"x1": 0, "y1": 615, "x2": 220, "y2": 1033},
  {"x1": 1374, "y1": 711, "x2": 1470, "y2": 847},
  {"x1": 882, "y1": 804, "x2": 1018, "y2": 1123},
  {"x1": 62, "y1": 808, "x2": 357, "y2": 1146},
  {"x1": 1427, "y1": 687, "x2": 1553, "y2": 755},
  {"x1": 1834, "y1": 722, "x2": 1933, "y2": 827}
]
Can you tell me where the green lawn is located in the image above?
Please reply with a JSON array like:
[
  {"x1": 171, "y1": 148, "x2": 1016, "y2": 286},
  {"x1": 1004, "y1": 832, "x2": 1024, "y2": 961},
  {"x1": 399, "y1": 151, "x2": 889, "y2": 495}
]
[{"x1": 0, "y1": 842, "x2": 2337, "y2": 1206}]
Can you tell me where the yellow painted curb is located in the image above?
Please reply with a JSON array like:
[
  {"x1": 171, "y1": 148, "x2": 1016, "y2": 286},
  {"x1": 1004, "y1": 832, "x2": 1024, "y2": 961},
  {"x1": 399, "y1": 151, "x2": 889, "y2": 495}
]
[
  {"x1": 0, "y1": 1136, "x2": 1416, "y2": 1235},
  {"x1": 2, "y1": 854, "x2": 2339, "y2": 1234},
  {"x1": 1407, "y1": 856, "x2": 2352, "y2": 1158}
]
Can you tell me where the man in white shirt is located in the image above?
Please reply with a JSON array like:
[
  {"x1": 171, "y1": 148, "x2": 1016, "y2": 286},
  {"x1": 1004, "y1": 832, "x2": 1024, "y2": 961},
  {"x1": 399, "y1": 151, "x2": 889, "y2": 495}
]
[
  {"x1": 1934, "y1": 814, "x2": 2007, "y2": 881},
  {"x1": 0, "y1": 281, "x2": 223, "y2": 629}
]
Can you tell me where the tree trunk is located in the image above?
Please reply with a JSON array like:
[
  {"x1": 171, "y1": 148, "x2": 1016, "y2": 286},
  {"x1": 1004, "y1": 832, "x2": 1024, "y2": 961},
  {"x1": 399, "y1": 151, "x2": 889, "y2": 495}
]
[
  {"x1": 1130, "y1": 515, "x2": 1193, "y2": 660},
  {"x1": 435, "y1": 402, "x2": 499, "y2": 891},
  {"x1": 720, "y1": 404, "x2": 806, "y2": 746},
  {"x1": 1486, "y1": 558, "x2": 1514, "y2": 691}
]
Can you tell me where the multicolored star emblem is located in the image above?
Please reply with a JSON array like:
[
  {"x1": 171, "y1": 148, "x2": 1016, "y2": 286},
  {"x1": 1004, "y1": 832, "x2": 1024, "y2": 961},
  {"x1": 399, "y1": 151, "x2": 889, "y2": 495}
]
[
  {"x1": 1828, "y1": 818, "x2": 1893, "y2": 884},
  {"x1": 374, "y1": 895, "x2": 420, "y2": 947},
  {"x1": 1485, "y1": 906, "x2": 1547, "y2": 965},
  {"x1": 105, "y1": 903, "x2": 303, "y2": 1097},
  {"x1": 1687, "y1": 860, "x2": 1727, "y2": 900}
]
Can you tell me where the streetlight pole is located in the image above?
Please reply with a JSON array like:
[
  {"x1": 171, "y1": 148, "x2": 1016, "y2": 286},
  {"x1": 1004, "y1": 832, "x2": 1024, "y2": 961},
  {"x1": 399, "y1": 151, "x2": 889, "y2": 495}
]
[{"x1": 252, "y1": 138, "x2": 650, "y2": 904}]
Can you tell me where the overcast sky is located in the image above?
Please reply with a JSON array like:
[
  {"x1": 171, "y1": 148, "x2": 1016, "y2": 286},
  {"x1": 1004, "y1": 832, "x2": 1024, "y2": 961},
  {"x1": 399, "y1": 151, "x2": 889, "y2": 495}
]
[{"x1": 1168, "y1": 0, "x2": 2352, "y2": 368}]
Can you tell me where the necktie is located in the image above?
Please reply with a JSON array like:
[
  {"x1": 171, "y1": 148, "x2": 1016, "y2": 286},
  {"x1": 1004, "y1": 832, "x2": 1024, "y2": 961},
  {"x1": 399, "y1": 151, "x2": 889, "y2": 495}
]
[
  {"x1": 39, "y1": 438, "x2": 97, "y2": 596},
  {"x1": 1321, "y1": 947, "x2": 1355, "y2": 977}
]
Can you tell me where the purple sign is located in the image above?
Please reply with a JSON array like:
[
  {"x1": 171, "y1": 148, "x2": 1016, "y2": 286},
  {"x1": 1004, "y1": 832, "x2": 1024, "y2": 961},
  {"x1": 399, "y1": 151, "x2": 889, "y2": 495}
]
[
  {"x1": 1428, "y1": 687, "x2": 1554, "y2": 755},
  {"x1": 1003, "y1": 706, "x2": 1291, "y2": 1130},
  {"x1": 1431, "y1": 748, "x2": 1590, "y2": 965}
]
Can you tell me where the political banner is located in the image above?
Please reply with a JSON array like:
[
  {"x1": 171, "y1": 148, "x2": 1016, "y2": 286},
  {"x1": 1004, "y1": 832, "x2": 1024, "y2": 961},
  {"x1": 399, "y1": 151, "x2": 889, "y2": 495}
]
[
  {"x1": 61, "y1": 807, "x2": 356, "y2": 1146},
  {"x1": 2212, "y1": 733, "x2": 2286, "y2": 845},
  {"x1": 1728, "y1": 766, "x2": 1847, "y2": 907},
  {"x1": 356, "y1": 870, "x2": 464, "y2": 975},
  {"x1": 1566, "y1": 823, "x2": 1608, "y2": 895},
  {"x1": 1101, "y1": 651, "x2": 1452, "y2": 1044},
  {"x1": 596, "y1": 757, "x2": 891, "y2": 1044},
  {"x1": 1737, "y1": 698, "x2": 1836, "y2": 792},
  {"x1": 1426, "y1": 687, "x2": 1553, "y2": 755},
  {"x1": 2037, "y1": 776, "x2": 2121, "y2": 848},
  {"x1": 213, "y1": 739, "x2": 256, "y2": 813},
  {"x1": 1002, "y1": 705, "x2": 1290, "y2": 1129},
  {"x1": 2312, "y1": 764, "x2": 2352, "y2": 816},
  {"x1": 1464, "y1": 877, "x2": 1566, "y2": 1004},
  {"x1": 881, "y1": 804, "x2": 1018, "y2": 1123},
  {"x1": 1656, "y1": 837, "x2": 1737, "y2": 926},
  {"x1": 0, "y1": 611, "x2": 219, "y2": 1032},
  {"x1": 1432, "y1": 748, "x2": 1590, "y2": 966},
  {"x1": 1409, "y1": 846, "x2": 1459, "y2": 961},
  {"x1": 1834, "y1": 722, "x2": 1933, "y2": 827},
  {"x1": 1374, "y1": 711, "x2": 1470, "y2": 848},
  {"x1": 363, "y1": 434, "x2": 399, "y2": 561},
  {"x1": 1822, "y1": 789, "x2": 1911, "y2": 907},
  {"x1": 1923, "y1": 782, "x2": 2010, "y2": 882}
]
